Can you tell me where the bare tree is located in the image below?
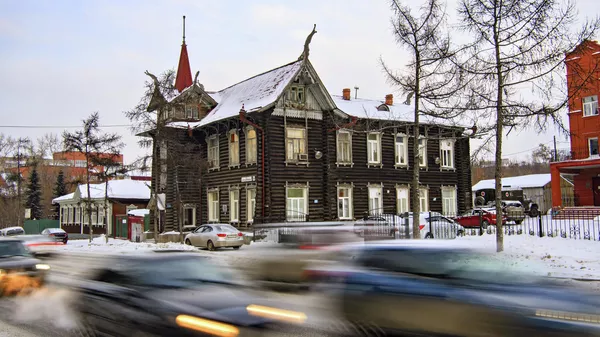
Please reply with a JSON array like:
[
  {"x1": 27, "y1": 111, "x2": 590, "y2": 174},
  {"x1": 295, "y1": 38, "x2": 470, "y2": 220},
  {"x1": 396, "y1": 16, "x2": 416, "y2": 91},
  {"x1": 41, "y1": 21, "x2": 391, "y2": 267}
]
[
  {"x1": 35, "y1": 133, "x2": 62, "y2": 159},
  {"x1": 458, "y1": 0, "x2": 600, "y2": 251},
  {"x1": 381, "y1": 0, "x2": 468, "y2": 238},
  {"x1": 63, "y1": 113, "x2": 124, "y2": 242}
]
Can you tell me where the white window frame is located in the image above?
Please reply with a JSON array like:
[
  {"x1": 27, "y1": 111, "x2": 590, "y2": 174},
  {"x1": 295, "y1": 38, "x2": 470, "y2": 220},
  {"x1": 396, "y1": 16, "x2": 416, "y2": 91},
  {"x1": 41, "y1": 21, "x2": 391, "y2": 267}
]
[
  {"x1": 286, "y1": 186, "x2": 308, "y2": 221},
  {"x1": 245, "y1": 127, "x2": 257, "y2": 165},
  {"x1": 337, "y1": 185, "x2": 353, "y2": 220},
  {"x1": 418, "y1": 137, "x2": 427, "y2": 167},
  {"x1": 207, "y1": 190, "x2": 219, "y2": 222},
  {"x1": 229, "y1": 190, "x2": 240, "y2": 223},
  {"x1": 440, "y1": 139, "x2": 455, "y2": 169},
  {"x1": 286, "y1": 127, "x2": 307, "y2": 162},
  {"x1": 97, "y1": 205, "x2": 105, "y2": 226},
  {"x1": 441, "y1": 186, "x2": 457, "y2": 216},
  {"x1": 396, "y1": 186, "x2": 410, "y2": 214},
  {"x1": 246, "y1": 188, "x2": 256, "y2": 224},
  {"x1": 336, "y1": 130, "x2": 353, "y2": 165},
  {"x1": 367, "y1": 132, "x2": 382, "y2": 165},
  {"x1": 419, "y1": 188, "x2": 429, "y2": 212},
  {"x1": 395, "y1": 133, "x2": 408, "y2": 167},
  {"x1": 229, "y1": 130, "x2": 240, "y2": 167},
  {"x1": 207, "y1": 135, "x2": 219, "y2": 169},
  {"x1": 183, "y1": 204, "x2": 196, "y2": 228},
  {"x1": 589, "y1": 137, "x2": 599, "y2": 157},
  {"x1": 583, "y1": 95, "x2": 598, "y2": 117},
  {"x1": 368, "y1": 186, "x2": 383, "y2": 215},
  {"x1": 288, "y1": 86, "x2": 305, "y2": 103}
]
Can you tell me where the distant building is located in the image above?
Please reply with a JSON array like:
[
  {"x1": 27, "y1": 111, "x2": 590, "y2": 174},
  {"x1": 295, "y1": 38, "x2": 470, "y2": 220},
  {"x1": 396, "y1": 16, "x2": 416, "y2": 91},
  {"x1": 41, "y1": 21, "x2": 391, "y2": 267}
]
[{"x1": 550, "y1": 40, "x2": 600, "y2": 207}]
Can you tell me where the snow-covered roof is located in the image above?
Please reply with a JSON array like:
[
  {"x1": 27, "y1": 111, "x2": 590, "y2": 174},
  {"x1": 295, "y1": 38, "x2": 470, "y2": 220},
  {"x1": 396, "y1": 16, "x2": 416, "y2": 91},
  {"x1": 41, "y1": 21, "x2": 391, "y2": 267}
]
[
  {"x1": 331, "y1": 95, "x2": 469, "y2": 128},
  {"x1": 171, "y1": 60, "x2": 303, "y2": 129},
  {"x1": 472, "y1": 174, "x2": 551, "y2": 191},
  {"x1": 52, "y1": 179, "x2": 151, "y2": 204},
  {"x1": 128, "y1": 209, "x2": 150, "y2": 217}
]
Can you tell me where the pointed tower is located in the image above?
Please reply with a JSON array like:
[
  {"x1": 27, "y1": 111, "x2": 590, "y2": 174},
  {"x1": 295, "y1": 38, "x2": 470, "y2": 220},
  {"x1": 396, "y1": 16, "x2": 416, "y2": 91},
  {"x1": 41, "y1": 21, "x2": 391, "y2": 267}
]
[{"x1": 175, "y1": 15, "x2": 193, "y2": 93}]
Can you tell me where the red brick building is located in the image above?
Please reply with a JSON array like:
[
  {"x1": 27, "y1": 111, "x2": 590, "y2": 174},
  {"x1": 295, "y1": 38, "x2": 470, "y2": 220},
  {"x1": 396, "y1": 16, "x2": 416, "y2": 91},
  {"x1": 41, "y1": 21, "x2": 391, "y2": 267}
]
[{"x1": 550, "y1": 40, "x2": 600, "y2": 207}]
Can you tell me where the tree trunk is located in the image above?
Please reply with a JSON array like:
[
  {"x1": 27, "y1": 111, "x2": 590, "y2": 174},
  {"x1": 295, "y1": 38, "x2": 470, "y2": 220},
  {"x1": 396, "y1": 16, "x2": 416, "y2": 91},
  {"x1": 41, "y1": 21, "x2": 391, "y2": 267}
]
[
  {"x1": 493, "y1": 6, "x2": 504, "y2": 253},
  {"x1": 411, "y1": 55, "x2": 422, "y2": 239},
  {"x1": 174, "y1": 166, "x2": 183, "y2": 244},
  {"x1": 86, "y1": 147, "x2": 94, "y2": 243},
  {"x1": 104, "y1": 182, "x2": 109, "y2": 244}
]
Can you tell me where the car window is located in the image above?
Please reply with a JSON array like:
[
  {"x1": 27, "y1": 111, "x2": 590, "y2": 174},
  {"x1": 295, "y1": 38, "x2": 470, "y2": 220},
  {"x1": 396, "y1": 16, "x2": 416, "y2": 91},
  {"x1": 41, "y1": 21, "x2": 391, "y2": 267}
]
[
  {"x1": 202, "y1": 227, "x2": 213, "y2": 233},
  {"x1": 41, "y1": 229, "x2": 48, "y2": 234},
  {"x1": 7, "y1": 229, "x2": 24, "y2": 236},
  {"x1": 193, "y1": 226, "x2": 204, "y2": 233},
  {"x1": 214, "y1": 225, "x2": 236, "y2": 232},
  {"x1": 0, "y1": 241, "x2": 31, "y2": 257}
]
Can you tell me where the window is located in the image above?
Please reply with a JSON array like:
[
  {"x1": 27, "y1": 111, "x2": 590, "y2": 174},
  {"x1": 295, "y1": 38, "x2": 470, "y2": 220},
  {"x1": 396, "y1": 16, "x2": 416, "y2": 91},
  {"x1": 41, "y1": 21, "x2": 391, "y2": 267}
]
[
  {"x1": 286, "y1": 127, "x2": 307, "y2": 161},
  {"x1": 395, "y1": 134, "x2": 408, "y2": 166},
  {"x1": 396, "y1": 187, "x2": 409, "y2": 214},
  {"x1": 337, "y1": 186, "x2": 353, "y2": 219},
  {"x1": 229, "y1": 131, "x2": 239, "y2": 166},
  {"x1": 288, "y1": 86, "x2": 305, "y2": 103},
  {"x1": 75, "y1": 160, "x2": 86, "y2": 168},
  {"x1": 418, "y1": 138, "x2": 427, "y2": 167},
  {"x1": 368, "y1": 186, "x2": 383, "y2": 214},
  {"x1": 419, "y1": 188, "x2": 429, "y2": 212},
  {"x1": 229, "y1": 190, "x2": 239, "y2": 223},
  {"x1": 183, "y1": 205, "x2": 196, "y2": 227},
  {"x1": 247, "y1": 188, "x2": 256, "y2": 223},
  {"x1": 367, "y1": 133, "x2": 381, "y2": 164},
  {"x1": 208, "y1": 190, "x2": 219, "y2": 222},
  {"x1": 207, "y1": 135, "x2": 219, "y2": 169},
  {"x1": 440, "y1": 140, "x2": 455, "y2": 168},
  {"x1": 60, "y1": 207, "x2": 65, "y2": 225},
  {"x1": 583, "y1": 95, "x2": 598, "y2": 117},
  {"x1": 589, "y1": 138, "x2": 599, "y2": 156},
  {"x1": 98, "y1": 206, "x2": 105, "y2": 226},
  {"x1": 185, "y1": 105, "x2": 199, "y2": 119},
  {"x1": 286, "y1": 187, "x2": 307, "y2": 221},
  {"x1": 246, "y1": 128, "x2": 257, "y2": 164},
  {"x1": 337, "y1": 131, "x2": 352, "y2": 164},
  {"x1": 442, "y1": 186, "x2": 457, "y2": 216}
]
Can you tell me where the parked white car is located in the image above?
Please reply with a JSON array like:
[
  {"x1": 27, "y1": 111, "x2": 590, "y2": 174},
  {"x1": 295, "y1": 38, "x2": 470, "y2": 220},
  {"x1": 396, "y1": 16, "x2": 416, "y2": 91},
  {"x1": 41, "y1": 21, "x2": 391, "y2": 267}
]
[{"x1": 184, "y1": 224, "x2": 244, "y2": 251}]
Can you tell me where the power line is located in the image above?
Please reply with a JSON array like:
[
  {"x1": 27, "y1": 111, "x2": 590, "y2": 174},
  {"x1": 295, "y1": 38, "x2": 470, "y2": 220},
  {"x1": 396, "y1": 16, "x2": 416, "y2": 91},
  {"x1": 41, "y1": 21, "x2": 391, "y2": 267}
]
[{"x1": 0, "y1": 124, "x2": 132, "y2": 129}]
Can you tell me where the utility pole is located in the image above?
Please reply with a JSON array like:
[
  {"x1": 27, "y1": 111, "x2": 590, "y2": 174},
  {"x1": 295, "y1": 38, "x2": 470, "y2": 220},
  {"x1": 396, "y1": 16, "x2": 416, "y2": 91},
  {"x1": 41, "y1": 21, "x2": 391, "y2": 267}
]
[
  {"x1": 553, "y1": 136, "x2": 558, "y2": 162},
  {"x1": 15, "y1": 137, "x2": 31, "y2": 227}
]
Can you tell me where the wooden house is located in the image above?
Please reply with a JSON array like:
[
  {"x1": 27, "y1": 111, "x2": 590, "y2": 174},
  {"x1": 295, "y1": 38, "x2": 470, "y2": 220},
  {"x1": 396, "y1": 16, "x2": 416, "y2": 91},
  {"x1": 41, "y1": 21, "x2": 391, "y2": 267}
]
[{"x1": 142, "y1": 28, "x2": 473, "y2": 233}]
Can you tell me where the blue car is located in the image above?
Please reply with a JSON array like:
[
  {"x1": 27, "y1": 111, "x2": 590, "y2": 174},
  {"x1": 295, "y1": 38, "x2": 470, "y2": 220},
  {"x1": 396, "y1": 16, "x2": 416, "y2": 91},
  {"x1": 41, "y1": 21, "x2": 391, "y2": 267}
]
[{"x1": 309, "y1": 240, "x2": 600, "y2": 337}]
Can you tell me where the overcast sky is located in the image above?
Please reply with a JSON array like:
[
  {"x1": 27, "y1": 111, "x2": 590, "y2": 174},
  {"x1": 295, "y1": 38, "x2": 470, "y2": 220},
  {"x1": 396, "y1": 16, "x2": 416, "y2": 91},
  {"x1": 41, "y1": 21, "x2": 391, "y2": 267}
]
[{"x1": 1, "y1": 0, "x2": 598, "y2": 164}]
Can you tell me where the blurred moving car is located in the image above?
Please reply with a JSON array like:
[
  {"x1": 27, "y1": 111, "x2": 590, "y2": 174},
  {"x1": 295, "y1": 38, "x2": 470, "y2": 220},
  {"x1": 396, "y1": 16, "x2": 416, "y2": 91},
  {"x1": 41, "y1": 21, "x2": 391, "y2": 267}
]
[
  {"x1": 401, "y1": 212, "x2": 463, "y2": 239},
  {"x1": 67, "y1": 252, "x2": 308, "y2": 336},
  {"x1": 356, "y1": 213, "x2": 463, "y2": 240},
  {"x1": 0, "y1": 226, "x2": 25, "y2": 237},
  {"x1": 309, "y1": 241, "x2": 600, "y2": 337},
  {"x1": 0, "y1": 238, "x2": 51, "y2": 296},
  {"x1": 184, "y1": 224, "x2": 244, "y2": 250},
  {"x1": 453, "y1": 208, "x2": 503, "y2": 229},
  {"x1": 41, "y1": 227, "x2": 69, "y2": 244},
  {"x1": 15, "y1": 235, "x2": 65, "y2": 252}
]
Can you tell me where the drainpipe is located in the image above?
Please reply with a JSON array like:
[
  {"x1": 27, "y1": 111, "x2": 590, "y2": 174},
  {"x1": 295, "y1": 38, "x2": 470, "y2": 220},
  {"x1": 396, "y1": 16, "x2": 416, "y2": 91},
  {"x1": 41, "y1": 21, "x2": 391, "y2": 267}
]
[
  {"x1": 239, "y1": 106, "x2": 265, "y2": 221},
  {"x1": 327, "y1": 115, "x2": 358, "y2": 133}
]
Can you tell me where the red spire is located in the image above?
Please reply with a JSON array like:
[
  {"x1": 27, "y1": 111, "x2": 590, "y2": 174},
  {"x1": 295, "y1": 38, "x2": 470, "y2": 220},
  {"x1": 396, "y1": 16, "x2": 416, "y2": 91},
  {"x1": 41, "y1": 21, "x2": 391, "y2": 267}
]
[{"x1": 175, "y1": 16, "x2": 193, "y2": 93}]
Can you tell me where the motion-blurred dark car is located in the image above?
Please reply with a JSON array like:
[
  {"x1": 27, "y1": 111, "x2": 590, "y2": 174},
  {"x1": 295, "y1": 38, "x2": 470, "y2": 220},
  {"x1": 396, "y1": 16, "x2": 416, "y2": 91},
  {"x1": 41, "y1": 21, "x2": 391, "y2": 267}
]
[
  {"x1": 0, "y1": 238, "x2": 51, "y2": 296},
  {"x1": 308, "y1": 241, "x2": 600, "y2": 337},
  {"x1": 66, "y1": 251, "x2": 309, "y2": 336},
  {"x1": 41, "y1": 227, "x2": 68, "y2": 244}
]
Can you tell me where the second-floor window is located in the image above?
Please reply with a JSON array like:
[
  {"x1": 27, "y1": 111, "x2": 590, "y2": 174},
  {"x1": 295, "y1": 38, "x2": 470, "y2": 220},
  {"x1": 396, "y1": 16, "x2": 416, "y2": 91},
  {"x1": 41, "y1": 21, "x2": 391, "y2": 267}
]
[
  {"x1": 337, "y1": 131, "x2": 352, "y2": 164},
  {"x1": 589, "y1": 137, "x2": 599, "y2": 156},
  {"x1": 395, "y1": 133, "x2": 408, "y2": 166},
  {"x1": 286, "y1": 127, "x2": 307, "y2": 162},
  {"x1": 583, "y1": 95, "x2": 598, "y2": 117},
  {"x1": 418, "y1": 138, "x2": 427, "y2": 167},
  {"x1": 246, "y1": 127, "x2": 257, "y2": 164},
  {"x1": 207, "y1": 135, "x2": 219, "y2": 169},
  {"x1": 367, "y1": 133, "x2": 381, "y2": 165},
  {"x1": 288, "y1": 86, "x2": 305, "y2": 103},
  {"x1": 229, "y1": 131, "x2": 239, "y2": 166},
  {"x1": 185, "y1": 105, "x2": 199, "y2": 119},
  {"x1": 440, "y1": 140, "x2": 455, "y2": 169}
]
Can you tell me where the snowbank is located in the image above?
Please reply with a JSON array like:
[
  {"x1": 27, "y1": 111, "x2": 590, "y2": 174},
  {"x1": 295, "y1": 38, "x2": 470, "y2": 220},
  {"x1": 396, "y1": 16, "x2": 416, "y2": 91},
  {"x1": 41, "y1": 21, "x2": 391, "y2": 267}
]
[
  {"x1": 457, "y1": 234, "x2": 600, "y2": 279},
  {"x1": 63, "y1": 236, "x2": 196, "y2": 253}
]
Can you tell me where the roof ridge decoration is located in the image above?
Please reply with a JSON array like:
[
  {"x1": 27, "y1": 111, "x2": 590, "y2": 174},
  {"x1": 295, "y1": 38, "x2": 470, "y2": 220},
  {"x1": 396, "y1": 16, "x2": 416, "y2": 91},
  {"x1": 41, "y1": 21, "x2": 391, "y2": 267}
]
[
  {"x1": 175, "y1": 15, "x2": 193, "y2": 93},
  {"x1": 298, "y1": 24, "x2": 317, "y2": 62}
]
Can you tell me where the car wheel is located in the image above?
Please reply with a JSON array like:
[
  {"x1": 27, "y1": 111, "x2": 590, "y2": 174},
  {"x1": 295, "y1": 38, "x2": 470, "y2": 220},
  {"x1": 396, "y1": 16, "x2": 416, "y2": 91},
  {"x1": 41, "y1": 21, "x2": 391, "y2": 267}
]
[
  {"x1": 185, "y1": 238, "x2": 192, "y2": 246},
  {"x1": 529, "y1": 207, "x2": 539, "y2": 217},
  {"x1": 481, "y1": 220, "x2": 490, "y2": 229},
  {"x1": 233, "y1": 246, "x2": 241, "y2": 250},
  {"x1": 425, "y1": 233, "x2": 434, "y2": 239},
  {"x1": 207, "y1": 240, "x2": 215, "y2": 251}
]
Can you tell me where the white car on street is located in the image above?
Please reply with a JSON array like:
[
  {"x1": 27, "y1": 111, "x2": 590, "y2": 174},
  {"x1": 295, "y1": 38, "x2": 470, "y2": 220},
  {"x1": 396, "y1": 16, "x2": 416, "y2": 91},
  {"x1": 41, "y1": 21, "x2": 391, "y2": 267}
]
[{"x1": 184, "y1": 224, "x2": 244, "y2": 251}]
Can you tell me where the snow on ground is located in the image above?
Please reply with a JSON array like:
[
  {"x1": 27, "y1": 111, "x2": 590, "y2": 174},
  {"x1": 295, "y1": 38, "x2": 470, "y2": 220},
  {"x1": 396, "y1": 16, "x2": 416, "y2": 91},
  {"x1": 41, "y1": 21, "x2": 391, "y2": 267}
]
[
  {"x1": 63, "y1": 235, "x2": 197, "y2": 253},
  {"x1": 457, "y1": 234, "x2": 600, "y2": 279}
]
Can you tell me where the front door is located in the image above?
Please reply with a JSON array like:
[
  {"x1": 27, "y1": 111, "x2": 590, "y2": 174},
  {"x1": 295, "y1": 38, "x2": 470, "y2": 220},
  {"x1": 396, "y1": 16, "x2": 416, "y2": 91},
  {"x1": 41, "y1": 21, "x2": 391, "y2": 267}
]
[{"x1": 593, "y1": 178, "x2": 600, "y2": 206}]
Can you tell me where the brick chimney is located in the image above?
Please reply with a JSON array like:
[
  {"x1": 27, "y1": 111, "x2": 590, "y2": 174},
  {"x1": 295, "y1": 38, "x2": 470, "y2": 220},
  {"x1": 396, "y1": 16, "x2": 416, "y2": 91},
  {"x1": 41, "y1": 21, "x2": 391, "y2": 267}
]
[
  {"x1": 343, "y1": 88, "x2": 351, "y2": 100},
  {"x1": 385, "y1": 94, "x2": 393, "y2": 105}
]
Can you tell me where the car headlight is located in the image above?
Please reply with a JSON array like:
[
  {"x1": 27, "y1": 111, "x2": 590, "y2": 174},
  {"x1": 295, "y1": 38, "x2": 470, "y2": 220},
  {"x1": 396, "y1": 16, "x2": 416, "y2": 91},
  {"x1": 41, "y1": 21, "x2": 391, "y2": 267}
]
[
  {"x1": 175, "y1": 315, "x2": 239, "y2": 337},
  {"x1": 246, "y1": 304, "x2": 307, "y2": 324},
  {"x1": 35, "y1": 264, "x2": 50, "y2": 271}
]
